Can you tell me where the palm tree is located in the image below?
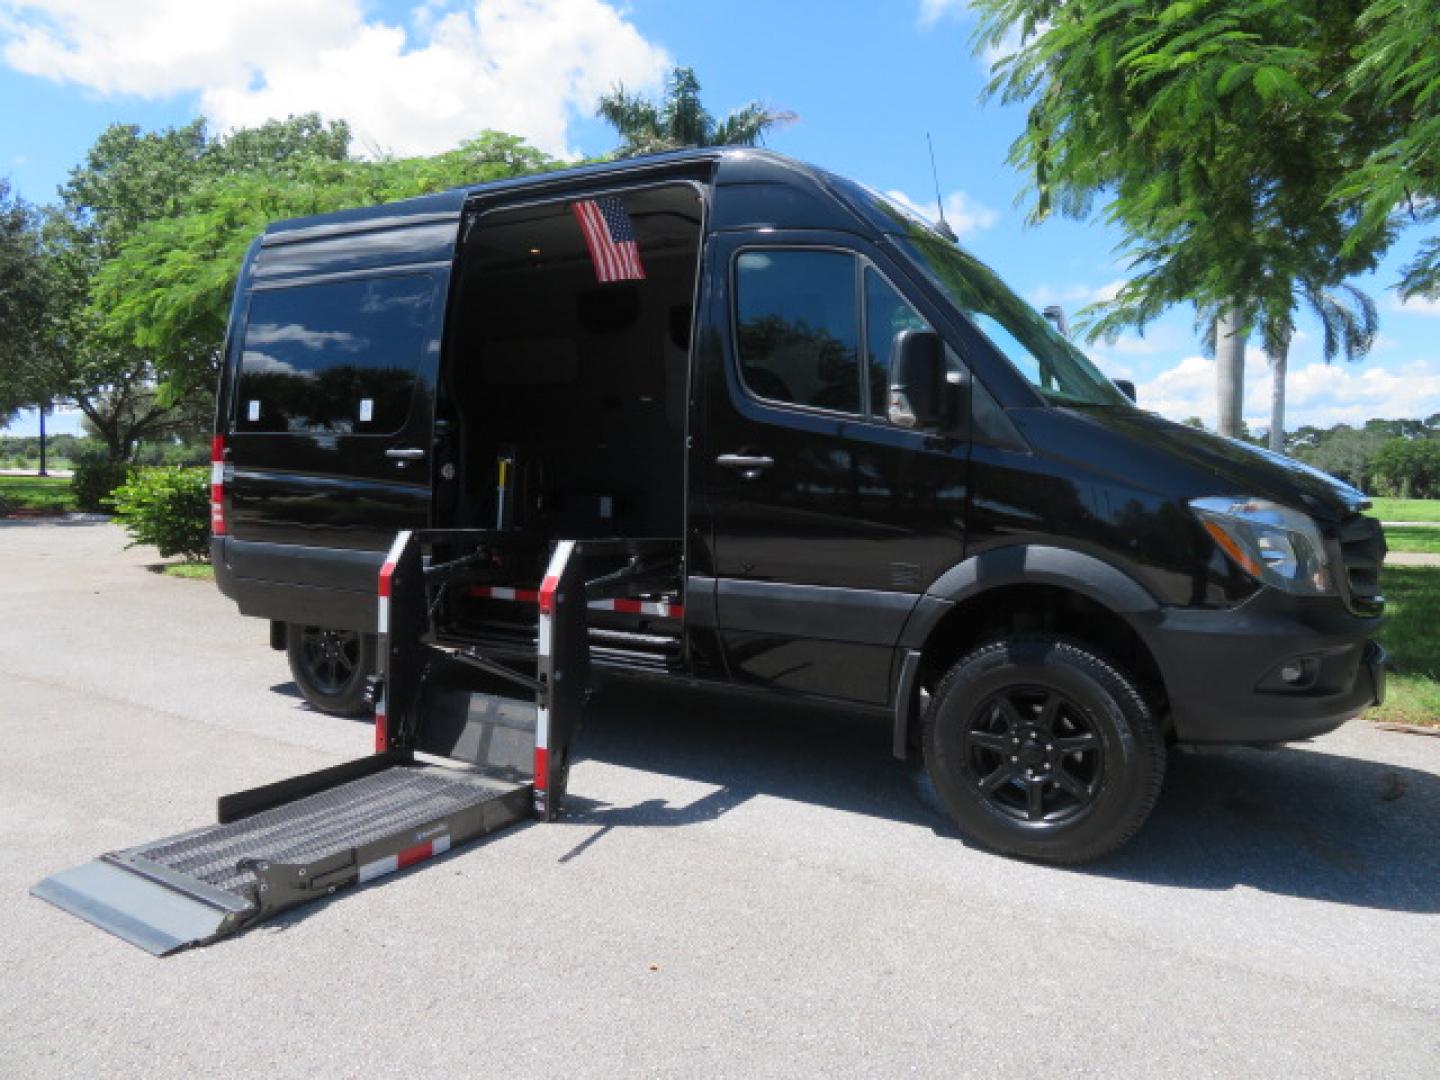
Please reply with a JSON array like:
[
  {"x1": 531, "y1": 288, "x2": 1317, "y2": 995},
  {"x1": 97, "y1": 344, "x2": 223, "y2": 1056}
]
[
  {"x1": 1199, "y1": 281, "x2": 1377, "y2": 451},
  {"x1": 1258, "y1": 283, "x2": 1378, "y2": 453},
  {"x1": 597, "y1": 67, "x2": 795, "y2": 158}
]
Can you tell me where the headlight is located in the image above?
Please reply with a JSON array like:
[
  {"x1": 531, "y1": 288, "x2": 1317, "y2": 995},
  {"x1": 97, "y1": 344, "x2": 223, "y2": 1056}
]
[{"x1": 1190, "y1": 497, "x2": 1332, "y2": 596}]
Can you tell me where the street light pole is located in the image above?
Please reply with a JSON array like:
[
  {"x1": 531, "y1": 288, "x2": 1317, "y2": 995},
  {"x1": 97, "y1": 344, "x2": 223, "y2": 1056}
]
[{"x1": 38, "y1": 401, "x2": 48, "y2": 477}]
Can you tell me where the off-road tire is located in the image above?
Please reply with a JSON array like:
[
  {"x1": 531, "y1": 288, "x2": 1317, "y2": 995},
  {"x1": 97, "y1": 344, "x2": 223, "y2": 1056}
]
[{"x1": 923, "y1": 636, "x2": 1165, "y2": 864}]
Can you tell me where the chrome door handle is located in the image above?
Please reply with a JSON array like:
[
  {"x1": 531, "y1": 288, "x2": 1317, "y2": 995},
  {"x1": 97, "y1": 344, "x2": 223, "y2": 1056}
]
[
  {"x1": 716, "y1": 453, "x2": 774, "y2": 476},
  {"x1": 385, "y1": 448, "x2": 426, "y2": 461}
]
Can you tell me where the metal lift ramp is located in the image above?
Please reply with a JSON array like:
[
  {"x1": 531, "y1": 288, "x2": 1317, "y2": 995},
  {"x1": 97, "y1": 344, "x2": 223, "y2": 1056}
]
[{"x1": 31, "y1": 530, "x2": 592, "y2": 955}]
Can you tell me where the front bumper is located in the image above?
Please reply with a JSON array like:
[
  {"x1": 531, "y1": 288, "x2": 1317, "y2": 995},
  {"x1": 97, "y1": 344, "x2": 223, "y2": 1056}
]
[{"x1": 1139, "y1": 590, "x2": 1385, "y2": 744}]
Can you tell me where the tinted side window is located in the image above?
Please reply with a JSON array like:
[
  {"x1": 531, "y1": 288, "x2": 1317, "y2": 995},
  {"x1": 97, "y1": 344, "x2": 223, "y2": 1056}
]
[
  {"x1": 864, "y1": 267, "x2": 929, "y2": 419},
  {"x1": 236, "y1": 275, "x2": 433, "y2": 434},
  {"x1": 734, "y1": 250, "x2": 860, "y2": 414}
]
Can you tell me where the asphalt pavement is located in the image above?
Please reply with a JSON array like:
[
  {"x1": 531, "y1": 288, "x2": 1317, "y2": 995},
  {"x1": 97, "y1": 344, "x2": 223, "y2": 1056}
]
[{"x1": 1, "y1": 520, "x2": 1437, "y2": 1078}]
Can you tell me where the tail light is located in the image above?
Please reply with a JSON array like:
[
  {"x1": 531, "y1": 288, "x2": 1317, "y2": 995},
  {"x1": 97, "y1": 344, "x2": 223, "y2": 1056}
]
[{"x1": 210, "y1": 436, "x2": 227, "y2": 536}]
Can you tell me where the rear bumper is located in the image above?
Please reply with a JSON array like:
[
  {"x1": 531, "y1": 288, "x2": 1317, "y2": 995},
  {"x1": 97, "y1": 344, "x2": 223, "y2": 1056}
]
[
  {"x1": 1140, "y1": 591, "x2": 1385, "y2": 744},
  {"x1": 212, "y1": 536, "x2": 380, "y2": 632}
]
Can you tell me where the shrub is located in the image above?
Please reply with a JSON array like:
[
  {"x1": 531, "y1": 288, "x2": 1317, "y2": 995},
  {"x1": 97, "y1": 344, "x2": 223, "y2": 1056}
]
[
  {"x1": 70, "y1": 450, "x2": 130, "y2": 512},
  {"x1": 107, "y1": 466, "x2": 210, "y2": 561}
]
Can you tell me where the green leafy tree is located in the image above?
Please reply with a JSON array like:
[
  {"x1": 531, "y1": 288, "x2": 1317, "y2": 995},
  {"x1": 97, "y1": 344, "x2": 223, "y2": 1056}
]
[
  {"x1": 598, "y1": 67, "x2": 795, "y2": 157},
  {"x1": 13, "y1": 115, "x2": 357, "y2": 458},
  {"x1": 1371, "y1": 439, "x2": 1440, "y2": 498},
  {"x1": 1289, "y1": 422, "x2": 1391, "y2": 489},
  {"x1": 1341, "y1": 0, "x2": 1440, "y2": 299},
  {"x1": 0, "y1": 179, "x2": 54, "y2": 422},
  {"x1": 972, "y1": 1, "x2": 1387, "y2": 442}
]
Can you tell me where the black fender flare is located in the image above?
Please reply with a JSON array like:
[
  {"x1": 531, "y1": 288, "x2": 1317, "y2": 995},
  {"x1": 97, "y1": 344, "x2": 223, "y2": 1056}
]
[{"x1": 889, "y1": 545, "x2": 1162, "y2": 758}]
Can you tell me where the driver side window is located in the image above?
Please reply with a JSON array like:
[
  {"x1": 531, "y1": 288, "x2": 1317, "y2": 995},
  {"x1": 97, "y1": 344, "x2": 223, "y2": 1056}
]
[
  {"x1": 734, "y1": 248, "x2": 935, "y2": 423},
  {"x1": 734, "y1": 249, "x2": 862, "y2": 414}
]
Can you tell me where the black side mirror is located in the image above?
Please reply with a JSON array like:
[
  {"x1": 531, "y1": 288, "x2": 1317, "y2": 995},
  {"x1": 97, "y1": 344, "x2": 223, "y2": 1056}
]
[
  {"x1": 1114, "y1": 379, "x2": 1137, "y2": 403},
  {"x1": 888, "y1": 329, "x2": 947, "y2": 429}
]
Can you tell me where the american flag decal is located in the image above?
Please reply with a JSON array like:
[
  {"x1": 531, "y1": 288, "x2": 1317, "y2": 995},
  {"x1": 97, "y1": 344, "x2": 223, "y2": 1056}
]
[{"x1": 572, "y1": 197, "x2": 645, "y2": 283}]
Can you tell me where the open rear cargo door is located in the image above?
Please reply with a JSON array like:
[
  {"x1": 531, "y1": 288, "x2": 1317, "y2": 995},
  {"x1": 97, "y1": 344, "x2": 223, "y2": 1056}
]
[{"x1": 32, "y1": 530, "x2": 595, "y2": 955}]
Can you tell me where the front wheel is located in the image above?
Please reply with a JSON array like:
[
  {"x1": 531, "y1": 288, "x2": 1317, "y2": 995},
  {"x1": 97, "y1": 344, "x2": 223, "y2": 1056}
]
[
  {"x1": 286, "y1": 624, "x2": 373, "y2": 717},
  {"x1": 923, "y1": 637, "x2": 1165, "y2": 864}
]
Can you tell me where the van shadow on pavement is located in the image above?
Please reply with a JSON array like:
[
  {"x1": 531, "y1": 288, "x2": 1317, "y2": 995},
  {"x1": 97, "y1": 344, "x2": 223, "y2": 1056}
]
[{"x1": 567, "y1": 679, "x2": 1439, "y2": 914}]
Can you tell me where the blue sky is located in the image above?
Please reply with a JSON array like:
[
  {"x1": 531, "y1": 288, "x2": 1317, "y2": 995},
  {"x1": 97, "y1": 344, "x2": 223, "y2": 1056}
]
[{"x1": 4, "y1": 0, "x2": 1439, "y2": 439}]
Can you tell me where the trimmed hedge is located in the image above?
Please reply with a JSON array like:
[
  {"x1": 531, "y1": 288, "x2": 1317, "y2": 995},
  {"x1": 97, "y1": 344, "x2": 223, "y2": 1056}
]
[{"x1": 107, "y1": 466, "x2": 210, "y2": 561}]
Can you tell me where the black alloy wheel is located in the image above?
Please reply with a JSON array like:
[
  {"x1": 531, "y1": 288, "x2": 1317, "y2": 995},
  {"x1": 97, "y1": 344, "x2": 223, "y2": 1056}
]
[
  {"x1": 964, "y1": 685, "x2": 1104, "y2": 825},
  {"x1": 286, "y1": 624, "x2": 372, "y2": 717},
  {"x1": 923, "y1": 637, "x2": 1165, "y2": 864}
]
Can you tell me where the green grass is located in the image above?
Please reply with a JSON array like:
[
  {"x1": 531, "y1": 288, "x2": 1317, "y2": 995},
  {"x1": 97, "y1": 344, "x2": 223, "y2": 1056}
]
[
  {"x1": 0, "y1": 457, "x2": 76, "y2": 472},
  {"x1": 1370, "y1": 497, "x2": 1440, "y2": 522},
  {"x1": 0, "y1": 474, "x2": 75, "y2": 513},
  {"x1": 160, "y1": 562, "x2": 214, "y2": 580},
  {"x1": 1369, "y1": 566, "x2": 1440, "y2": 727},
  {"x1": 1384, "y1": 525, "x2": 1440, "y2": 554}
]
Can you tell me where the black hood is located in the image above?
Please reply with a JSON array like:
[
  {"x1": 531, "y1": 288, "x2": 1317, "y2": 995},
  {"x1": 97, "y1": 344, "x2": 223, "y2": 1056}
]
[{"x1": 1036, "y1": 407, "x2": 1369, "y2": 522}]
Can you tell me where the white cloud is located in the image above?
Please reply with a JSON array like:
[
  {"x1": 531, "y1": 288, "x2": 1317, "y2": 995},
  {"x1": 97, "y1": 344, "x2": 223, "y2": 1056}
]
[
  {"x1": 1090, "y1": 277, "x2": 1125, "y2": 304},
  {"x1": 1029, "y1": 278, "x2": 1127, "y2": 309},
  {"x1": 1389, "y1": 294, "x2": 1440, "y2": 317},
  {"x1": 1107, "y1": 333, "x2": 1163, "y2": 356},
  {"x1": 0, "y1": 0, "x2": 670, "y2": 158},
  {"x1": 882, "y1": 186, "x2": 998, "y2": 238},
  {"x1": 913, "y1": 0, "x2": 1039, "y2": 74},
  {"x1": 916, "y1": 0, "x2": 966, "y2": 26},
  {"x1": 1137, "y1": 355, "x2": 1440, "y2": 430}
]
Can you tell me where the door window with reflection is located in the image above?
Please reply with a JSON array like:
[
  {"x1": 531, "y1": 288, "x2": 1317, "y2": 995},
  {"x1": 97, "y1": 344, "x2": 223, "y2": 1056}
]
[
  {"x1": 235, "y1": 275, "x2": 434, "y2": 434},
  {"x1": 734, "y1": 250, "x2": 861, "y2": 414}
]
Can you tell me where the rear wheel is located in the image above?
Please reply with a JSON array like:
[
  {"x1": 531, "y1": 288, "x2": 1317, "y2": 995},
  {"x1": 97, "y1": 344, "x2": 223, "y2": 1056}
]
[
  {"x1": 286, "y1": 624, "x2": 372, "y2": 717},
  {"x1": 923, "y1": 637, "x2": 1165, "y2": 864}
]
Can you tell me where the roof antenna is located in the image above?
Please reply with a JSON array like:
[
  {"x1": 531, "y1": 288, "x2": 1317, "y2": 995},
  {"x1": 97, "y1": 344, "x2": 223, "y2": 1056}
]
[{"x1": 927, "y1": 132, "x2": 958, "y2": 242}]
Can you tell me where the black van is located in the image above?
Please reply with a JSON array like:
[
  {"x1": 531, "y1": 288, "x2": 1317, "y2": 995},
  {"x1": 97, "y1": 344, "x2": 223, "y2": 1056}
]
[{"x1": 212, "y1": 148, "x2": 1385, "y2": 863}]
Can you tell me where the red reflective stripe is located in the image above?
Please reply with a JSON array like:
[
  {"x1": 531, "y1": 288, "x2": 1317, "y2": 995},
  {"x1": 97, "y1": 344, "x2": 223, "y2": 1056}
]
[
  {"x1": 396, "y1": 839, "x2": 433, "y2": 870},
  {"x1": 534, "y1": 746, "x2": 549, "y2": 790},
  {"x1": 374, "y1": 711, "x2": 387, "y2": 752},
  {"x1": 586, "y1": 598, "x2": 684, "y2": 618},
  {"x1": 468, "y1": 586, "x2": 540, "y2": 603},
  {"x1": 378, "y1": 561, "x2": 396, "y2": 598},
  {"x1": 538, "y1": 575, "x2": 560, "y2": 615},
  {"x1": 210, "y1": 437, "x2": 227, "y2": 536}
]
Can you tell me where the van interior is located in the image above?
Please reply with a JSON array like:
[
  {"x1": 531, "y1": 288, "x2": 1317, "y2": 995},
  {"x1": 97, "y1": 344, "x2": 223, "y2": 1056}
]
[{"x1": 435, "y1": 183, "x2": 703, "y2": 655}]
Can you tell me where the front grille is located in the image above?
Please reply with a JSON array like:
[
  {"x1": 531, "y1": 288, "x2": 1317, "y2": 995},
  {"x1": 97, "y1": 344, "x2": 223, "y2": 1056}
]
[{"x1": 1334, "y1": 514, "x2": 1386, "y2": 616}]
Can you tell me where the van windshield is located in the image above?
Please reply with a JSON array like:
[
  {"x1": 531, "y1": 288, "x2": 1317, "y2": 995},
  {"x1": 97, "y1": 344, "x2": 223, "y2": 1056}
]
[
  {"x1": 896, "y1": 233, "x2": 1130, "y2": 407},
  {"x1": 855, "y1": 188, "x2": 1130, "y2": 407}
]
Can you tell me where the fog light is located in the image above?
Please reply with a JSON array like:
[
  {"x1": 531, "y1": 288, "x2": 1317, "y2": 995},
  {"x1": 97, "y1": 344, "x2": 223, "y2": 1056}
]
[{"x1": 1258, "y1": 654, "x2": 1321, "y2": 693}]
